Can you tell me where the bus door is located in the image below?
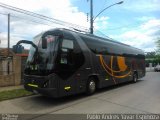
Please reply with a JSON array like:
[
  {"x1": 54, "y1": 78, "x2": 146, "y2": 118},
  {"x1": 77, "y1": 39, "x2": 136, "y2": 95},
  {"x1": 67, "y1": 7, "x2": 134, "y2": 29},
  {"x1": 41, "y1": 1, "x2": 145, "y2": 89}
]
[
  {"x1": 56, "y1": 37, "x2": 84, "y2": 96},
  {"x1": 56, "y1": 38, "x2": 76, "y2": 96}
]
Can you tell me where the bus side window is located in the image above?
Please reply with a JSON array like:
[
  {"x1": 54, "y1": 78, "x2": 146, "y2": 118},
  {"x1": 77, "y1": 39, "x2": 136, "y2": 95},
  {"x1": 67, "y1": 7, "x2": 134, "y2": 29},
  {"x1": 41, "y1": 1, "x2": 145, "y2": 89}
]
[
  {"x1": 60, "y1": 48, "x2": 68, "y2": 64},
  {"x1": 60, "y1": 39, "x2": 74, "y2": 65}
]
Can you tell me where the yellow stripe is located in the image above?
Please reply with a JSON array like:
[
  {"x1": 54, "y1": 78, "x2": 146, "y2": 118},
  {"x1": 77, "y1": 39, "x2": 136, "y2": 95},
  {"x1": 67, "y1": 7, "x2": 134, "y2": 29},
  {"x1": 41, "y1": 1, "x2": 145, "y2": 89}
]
[
  {"x1": 99, "y1": 55, "x2": 131, "y2": 79},
  {"x1": 117, "y1": 56, "x2": 127, "y2": 71},
  {"x1": 111, "y1": 56, "x2": 116, "y2": 84},
  {"x1": 64, "y1": 86, "x2": 71, "y2": 90},
  {"x1": 28, "y1": 84, "x2": 38, "y2": 88},
  {"x1": 100, "y1": 55, "x2": 121, "y2": 73}
]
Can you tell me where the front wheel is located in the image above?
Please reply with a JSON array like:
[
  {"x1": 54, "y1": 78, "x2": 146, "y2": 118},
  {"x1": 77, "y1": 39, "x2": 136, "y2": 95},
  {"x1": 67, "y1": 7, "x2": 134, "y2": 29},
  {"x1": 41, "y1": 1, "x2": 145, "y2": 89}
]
[{"x1": 86, "y1": 78, "x2": 96, "y2": 95}]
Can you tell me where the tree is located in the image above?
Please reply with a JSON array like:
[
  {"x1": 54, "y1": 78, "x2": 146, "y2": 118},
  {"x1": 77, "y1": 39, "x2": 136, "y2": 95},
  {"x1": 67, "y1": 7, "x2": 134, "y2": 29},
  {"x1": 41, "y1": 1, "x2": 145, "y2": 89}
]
[
  {"x1": 145, "y1": 51, "x2": 156, "y2": 58},
  {"x1": 156, "y1": 37, "x2": 160, "y2": 54},
  {"x1": 155, "y1": 38, "x2": 160, "y2": 64}
]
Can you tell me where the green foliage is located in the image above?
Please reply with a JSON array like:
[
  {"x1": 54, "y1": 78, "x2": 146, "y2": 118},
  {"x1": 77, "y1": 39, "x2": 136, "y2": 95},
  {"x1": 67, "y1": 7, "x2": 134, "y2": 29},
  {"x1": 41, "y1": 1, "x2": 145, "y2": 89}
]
[
  {"x1": 155, "y1": 37, "x2": 160, "y2": 54},
  {"x1": 145, "y1": 38, "x2": 160, "y2": 66},
  {"x1": 145, "y1": 51, "x2": 160, "y2": 67},
  {"x1": 145, "y1": 51, "x2": 156, "y2": 58},
  {"x1": 0, "y1": 89, "x2": 33, "y2": 101}
]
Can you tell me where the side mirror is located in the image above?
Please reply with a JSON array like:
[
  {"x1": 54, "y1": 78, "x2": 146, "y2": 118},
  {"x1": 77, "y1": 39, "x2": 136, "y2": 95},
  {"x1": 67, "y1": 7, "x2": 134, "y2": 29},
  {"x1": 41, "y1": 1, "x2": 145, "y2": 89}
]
[
  {"x1": 14, "y1": 40, "x2": 38, "y2": 53},
  {"x1": 13, "y1": 44, "x2": 24, "y2": 53},
  {"x1": 42, "y1": 38, "x2": 47, "y2": 49}
]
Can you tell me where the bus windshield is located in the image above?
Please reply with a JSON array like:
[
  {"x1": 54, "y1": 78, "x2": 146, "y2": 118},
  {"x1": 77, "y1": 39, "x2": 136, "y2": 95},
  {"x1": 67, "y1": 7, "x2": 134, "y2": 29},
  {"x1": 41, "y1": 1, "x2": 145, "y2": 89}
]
[{"x1": 25, "y1": 34, "x2": 58, "y2": 76}]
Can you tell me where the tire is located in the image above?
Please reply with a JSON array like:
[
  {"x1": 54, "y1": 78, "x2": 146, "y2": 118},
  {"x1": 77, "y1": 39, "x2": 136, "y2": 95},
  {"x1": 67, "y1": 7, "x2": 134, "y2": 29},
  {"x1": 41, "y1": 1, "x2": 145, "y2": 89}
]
[
  {"x1": 133, "y1": 73, "x2": 138, "y2": 83},
  {"x1": 86, "y1": 78, "x2": 96, "y2": 95}
]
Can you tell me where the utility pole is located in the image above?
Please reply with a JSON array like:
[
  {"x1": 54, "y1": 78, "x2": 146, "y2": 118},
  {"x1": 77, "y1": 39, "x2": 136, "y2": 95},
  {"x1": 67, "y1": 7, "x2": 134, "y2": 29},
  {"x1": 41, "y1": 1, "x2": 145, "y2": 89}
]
[
  {"x1": 0, "y1": 32, "x2": 1, "y2": 44},
  {"x1": 89, "y1": 1, "x2": 123, "y2": 34},
  {"x1": 8, "y1": 13, "x2": 10, "y2": 57},
  {"x1": 90, "y1": 0, "x2": 93, "y2": 34},
  {"x1": 7, "y1": 13, "x2": 10, "y2": 75}
]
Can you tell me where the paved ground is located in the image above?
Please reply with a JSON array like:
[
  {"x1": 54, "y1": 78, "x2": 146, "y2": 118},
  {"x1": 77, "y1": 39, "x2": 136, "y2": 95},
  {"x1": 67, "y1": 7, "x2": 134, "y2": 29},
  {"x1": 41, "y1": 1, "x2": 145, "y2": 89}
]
[{"x1": 0, "y1": 72, "x2": 160, "y2": 119}]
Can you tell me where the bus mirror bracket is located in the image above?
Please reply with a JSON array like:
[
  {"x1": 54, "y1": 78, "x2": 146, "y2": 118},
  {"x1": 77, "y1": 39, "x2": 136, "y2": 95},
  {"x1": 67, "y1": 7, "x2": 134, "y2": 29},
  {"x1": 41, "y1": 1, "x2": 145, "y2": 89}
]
[
  {"x1": 15, "y1": 40, "x2": 38, "y2": 54},
  {"x1": 42, "y1": 37, "x2": 47, "y2": 49}
]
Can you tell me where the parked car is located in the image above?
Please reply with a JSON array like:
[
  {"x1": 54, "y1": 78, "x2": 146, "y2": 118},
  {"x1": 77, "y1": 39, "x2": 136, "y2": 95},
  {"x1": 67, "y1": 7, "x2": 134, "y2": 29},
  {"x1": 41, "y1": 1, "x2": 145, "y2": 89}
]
[{"x1": 154, "y1": 65, "x2": 160, "y2": 72}]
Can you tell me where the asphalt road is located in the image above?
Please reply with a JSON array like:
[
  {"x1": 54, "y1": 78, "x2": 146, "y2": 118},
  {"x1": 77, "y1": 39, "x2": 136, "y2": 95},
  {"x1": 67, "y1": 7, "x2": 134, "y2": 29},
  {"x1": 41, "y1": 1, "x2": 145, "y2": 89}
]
[{"x1": 0, "y1": 72, "x2": 160, "y2": 120}]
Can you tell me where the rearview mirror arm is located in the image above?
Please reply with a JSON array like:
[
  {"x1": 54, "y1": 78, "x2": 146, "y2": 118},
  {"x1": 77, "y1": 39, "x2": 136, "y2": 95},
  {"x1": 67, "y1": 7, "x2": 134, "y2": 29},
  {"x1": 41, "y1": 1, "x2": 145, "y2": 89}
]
[{"x1": 16, "y1": 40, "x2": 38, "y2": 54}]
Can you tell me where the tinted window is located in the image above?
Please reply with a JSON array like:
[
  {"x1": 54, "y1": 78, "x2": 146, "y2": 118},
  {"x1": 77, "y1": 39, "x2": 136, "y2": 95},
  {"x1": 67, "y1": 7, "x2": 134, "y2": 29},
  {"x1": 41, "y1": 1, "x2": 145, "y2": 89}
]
[
  {"x1": 62, "y1": 39, "x2": 74, "y2": 49},
  {"x1": 57, "y1": 35, "x2": 85, "y2": 79},
  {"x1": 81, "y1": 35, "x2": 144, "y2": 57},
  {"x1": 81, "y1": 36, "x2": 110, "y2": 54},
  {"x1": 60, "y1": 39, "x2": 74, "y2": 65}
]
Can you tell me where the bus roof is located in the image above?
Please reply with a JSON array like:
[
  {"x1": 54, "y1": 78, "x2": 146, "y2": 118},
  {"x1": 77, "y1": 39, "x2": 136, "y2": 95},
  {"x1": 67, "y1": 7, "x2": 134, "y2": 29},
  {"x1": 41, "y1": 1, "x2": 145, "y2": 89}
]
[{"x1": 44, "y1": 28, "x2": 144, "y2": 55}]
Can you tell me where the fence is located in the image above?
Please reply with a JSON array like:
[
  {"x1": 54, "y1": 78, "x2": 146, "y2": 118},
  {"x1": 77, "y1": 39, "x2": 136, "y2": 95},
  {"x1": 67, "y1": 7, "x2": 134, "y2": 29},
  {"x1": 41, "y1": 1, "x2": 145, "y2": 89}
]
[
  {"x1": 0, "y1": 57, "x2": 13, "y2": 75},
  {"x1": 0, "y1": 56, "x2": 22, "y2": 87}
]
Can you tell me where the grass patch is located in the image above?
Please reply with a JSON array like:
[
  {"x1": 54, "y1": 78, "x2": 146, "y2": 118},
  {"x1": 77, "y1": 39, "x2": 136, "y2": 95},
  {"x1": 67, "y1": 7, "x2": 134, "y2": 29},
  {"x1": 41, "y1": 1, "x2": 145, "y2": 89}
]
[{"x1": 0, "y1": 89, "x2": 33, "y2": 101}]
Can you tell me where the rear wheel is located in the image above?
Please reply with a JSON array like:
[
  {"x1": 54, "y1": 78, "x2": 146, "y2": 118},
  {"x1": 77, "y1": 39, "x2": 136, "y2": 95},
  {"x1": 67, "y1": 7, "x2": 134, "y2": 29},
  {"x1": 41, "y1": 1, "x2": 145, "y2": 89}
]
[
  {"x1": 86, "y1": 78, "x2": 96, "y2": 95},
  {"x1": 133, "y1": 73, "x2": 138, "y2": 83}
]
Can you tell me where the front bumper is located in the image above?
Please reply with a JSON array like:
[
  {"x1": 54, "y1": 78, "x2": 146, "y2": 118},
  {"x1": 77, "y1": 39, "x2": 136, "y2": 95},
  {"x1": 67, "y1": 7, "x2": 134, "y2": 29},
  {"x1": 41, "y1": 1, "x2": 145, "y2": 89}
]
[
  {"x1": 24, "y1": 84, "x2": 58, "y2": 97},
  {"x1": 24, "y1": 74, "x2": 59, "y2": 98}
]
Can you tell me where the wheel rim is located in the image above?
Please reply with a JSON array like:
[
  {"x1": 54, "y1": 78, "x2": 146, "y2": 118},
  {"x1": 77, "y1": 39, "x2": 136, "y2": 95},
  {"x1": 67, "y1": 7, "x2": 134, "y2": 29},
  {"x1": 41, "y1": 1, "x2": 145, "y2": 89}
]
[
  {"x1": 89, "y1": 80, "x2": 96, "y2": 93},
  {"x1": 134, "y1": 75, "x2": 137, "y2": 82}
]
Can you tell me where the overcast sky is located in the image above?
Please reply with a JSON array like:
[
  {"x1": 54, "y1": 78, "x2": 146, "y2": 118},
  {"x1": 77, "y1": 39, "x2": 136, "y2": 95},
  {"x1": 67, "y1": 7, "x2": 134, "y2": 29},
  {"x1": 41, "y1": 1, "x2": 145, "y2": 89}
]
[{"x1": 0, "y1": 0, "x2": 160, "y2": 52}]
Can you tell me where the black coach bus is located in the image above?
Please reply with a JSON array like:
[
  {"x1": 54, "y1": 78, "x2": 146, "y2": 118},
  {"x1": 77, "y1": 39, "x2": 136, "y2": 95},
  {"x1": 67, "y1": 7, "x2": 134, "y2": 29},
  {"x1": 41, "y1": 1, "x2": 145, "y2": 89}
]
[{"x1": 16, "y1": 28, "x2": 145, "y2": 98}]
